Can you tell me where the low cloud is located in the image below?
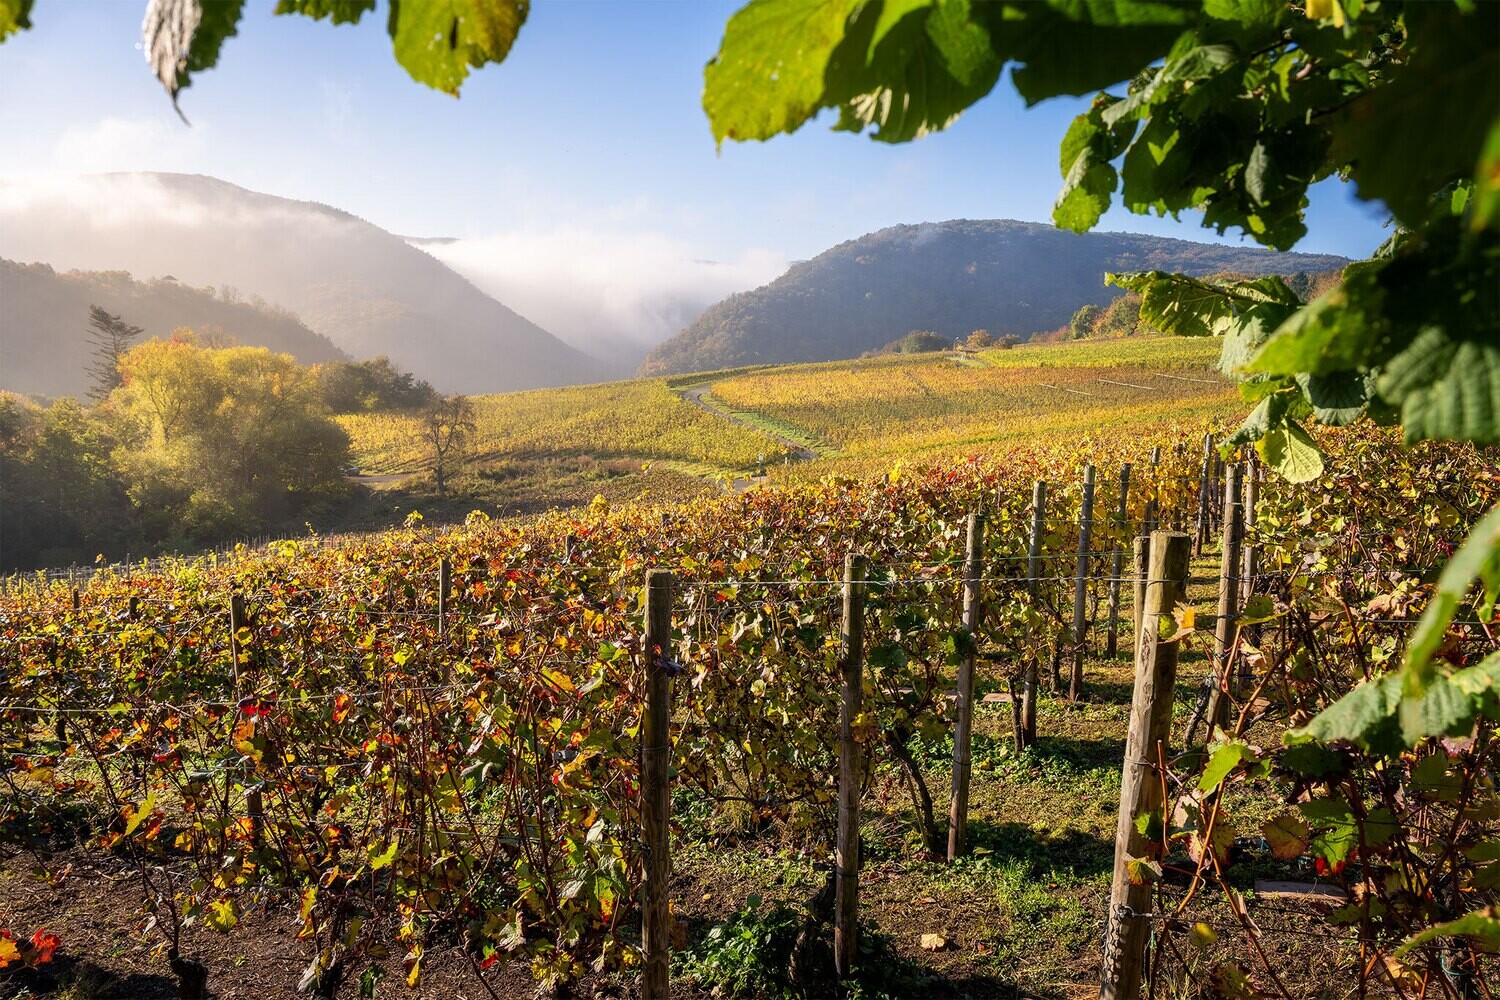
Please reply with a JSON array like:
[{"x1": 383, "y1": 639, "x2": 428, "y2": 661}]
[
  {"x1": 418, "y1": 228, "x2": 787, "y2": 364},
  {"x1": 52, "y1": 116, "x2": 211, "y2": 177}
]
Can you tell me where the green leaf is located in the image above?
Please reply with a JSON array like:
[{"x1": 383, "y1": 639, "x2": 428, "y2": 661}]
[
  {"x1": 1198, "y1": 739, "x2": 1252, "y2": 794},
  {"x1": 1334, "y1": 3, "x2": 1500, "y2": 229},
  {"x1": 704, "y1": 0, "x2": 863, "y2": 147},
  {"x1": 387, "y1": 0, "x2": 529, "y2": 97},
  {"x1": 1295, "y1": 371, "x2": 1369, "y2": 427},
  {"x1": 1291, "y1": 674, "x2": 1403, "y2": 755},
  {"x1": 124, "y1": 790, "x2": 157, "y2": 836},
  {"x1": 1403, "y1": 505, "x2": 1500, "y2": 686},
  {"x1": 1298, "y1": 798, "x2": 1358, "y2": 866},
  {"x1": 1393, "y1": 906, "x2": 1500, "y2": 959},
  {"x1": 1472, "y1": 122, "x2": 1500, "y2": 231},
  {"x1": 1378, "y1": 325, "x2": 1500, "y2": 446},
  {"x1": 274, "y1": 0, "x2": 374, "y2": 22},
  {"x1": 1410, "y1": 752, "x2": 1462, "y2": 802},
  {"x1": 1054, "y1": 145, "x2": 1118, "y2": 232},
  {"x1": 1262, "y1": 813, "x2": 1309, "y2": 860},
  {"x1": 1247, "y1": 281, "x2": 1383, "y2": 377},
  {"x1": 142, "y1": 0, "x2": 247, "y2": 114},
  {"x1": 205, "y1": 897, "x2": 239, "y2": 933},
  {"x1": 0, "y1": 0, "x2": 33, "y2": 41},
  {"x1": 829, "y1": 0, "x2": 1004, "y2": 143},
  {"x1": 1237, "y1": 595, "x2": 1281, "y2": 626},
  {"x1": 1278, "y1": 738, "x2": 1346, "y2": 778},
  {"x1": 1203, "y1": 0, "x2": 1284, "y2": 32},
  {"x1": 1125, "y1": 854, "x2": 1163, "y2": 886},
  {"x1": 1107, "y1": 271, "x2": 1236, "y2": 338},
  {"x1": 1255, "y1": 421, "x2": 1323, "y2": 483},
  {"x1": 1000, "y1": 2, "x2": 1193, "y2": 106},
  {"x1": 368, "y1": 839, "x2": 399, "y2": 871},
  {"x1": 1399, "y1": 650, "x2": 1500, "y2": 747}
]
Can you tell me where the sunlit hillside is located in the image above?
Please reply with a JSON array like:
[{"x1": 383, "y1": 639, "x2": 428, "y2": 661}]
[{"x1": 342, "y1": 337, "x2": 1240, "y2": 506}]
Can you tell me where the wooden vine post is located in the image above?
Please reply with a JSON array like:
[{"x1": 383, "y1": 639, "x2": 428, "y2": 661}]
[
  {"x1": 437, "y1": 557, "x2": 451, "y2": 637},
  {"x1": 641, "y1": 569, "x2": 675, "y2": 1000},
  {"x1": 1100, "y1": 531, "x2": 1190, "y2": 1000},
  {"x1": 1207, "y1": 466, "x2": 1244, "y2": 728},
  {"x1": 1239, "y1": 458, "x2": 1261, "y2": 660},
  {"x1": 1023, "y1": 480, "x2": 1046, "y2": 745},
  {"x1": 1143, "y1": 447, "x2": 1161, "y2": 534},
  {"x1": 1131, "y1": 536, "x2": 1149, "y2": 643},
  {"x1": 1069, "y1": 465, "x2": 1096, "y2": 702},
  {"x1": 1106, "y1": 463, "x2": 1132, "y2": 657},
  {"x1": 1193, "y1": 433, "x2": 1213, "y2": 557},
  {"x1": 835, "y1": 552, "x2": 869, "y2": 978},
  {"x1": 947, "y1": 513, "x2": 986, "y2": 861}
]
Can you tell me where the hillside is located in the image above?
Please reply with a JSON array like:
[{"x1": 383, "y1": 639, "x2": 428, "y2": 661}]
[
  {"x1": 0, "y1": 260, "x2": 349, "y2": 398},
  {"x1": 0, "y1": 174, "x2": 607, "y2": 393},
  {"x1": 640, "y1": 219, "x2": 1348, "y2": 375}
]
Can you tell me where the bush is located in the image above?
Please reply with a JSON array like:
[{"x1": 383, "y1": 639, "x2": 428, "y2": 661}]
[{"x1": 897, "y1": 330, "x2": 948, "y2": 353}]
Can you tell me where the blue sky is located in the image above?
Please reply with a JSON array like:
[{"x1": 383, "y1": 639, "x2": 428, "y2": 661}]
[{"x1": 0, "y1": 0, "x2": 1391, "y2": 261}]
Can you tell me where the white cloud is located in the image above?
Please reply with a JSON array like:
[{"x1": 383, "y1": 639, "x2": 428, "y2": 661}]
[
  {"x1": 418, "y1": 226, "x2": 787, "y2": 360},
  {"x1": 52, "y1": 115, "x2": 210, "y2": 175}
]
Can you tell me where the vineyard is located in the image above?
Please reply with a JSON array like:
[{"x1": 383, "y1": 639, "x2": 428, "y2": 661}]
[
  {"x1": 3, "y1": 421, "x2": 1497, "y2": 998},
  {"x1": 334, "y1": 339, "x2": 1242, "y2": 516}
]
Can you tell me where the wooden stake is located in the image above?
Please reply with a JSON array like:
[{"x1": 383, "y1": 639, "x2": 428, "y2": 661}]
[
  {"x1": 1023, "y1": 481, "x2": 1045, "y2": 746},
  {"x1": 947, "y1": 513, "x2": 985, "y2": 861},
  {"x1": 1240, "y1": 459, "x2": 1261, "y2": 655},
  {"x1": 641, "y1": 569, "x2": 674, "y2": 1000},
  {"x1": 437, "y1": 557, "x2": 451, "y2": 637},
  {"x1": 229, "y1": 593, "x2": 246, "y2": 693},
  {"x1": 1194, "y1": 433, "x2": 1213, "y2": 557},
  {"x1": 1144, "y1": 447, "x2": 1161, "y2": 535},
  {"x1": 835, "y1": 552, "x2": 869, "y2": 978},
  {"x1": 1069, "y1": 465, "x2": 1096, "y2": 702},
  {"x1": 1131, "y1": 536, "x2": 1149, "y2": 644},
  {"x1": 1207, "y1": 466, "x2": 1244, "y2": 728},
  {"x1": 1106, "y1": 463, "x2": 1132, "y2": 657},
  {"x1": 1100, "y1": 531, "x2": 1190, "y2": 1000}
]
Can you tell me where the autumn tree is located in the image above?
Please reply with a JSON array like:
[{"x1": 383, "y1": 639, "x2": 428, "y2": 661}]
[
  {"x1": 84, "y1": 304, "x2": 143, "y2": 402},
  {"x1": 113, "y1": 338, "x2": 349, "y2": 538},
  {"x1": 422, "y1": 395, "x2": 477, "y2": 497}
]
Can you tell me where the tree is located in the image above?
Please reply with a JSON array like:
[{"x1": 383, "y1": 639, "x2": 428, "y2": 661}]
[
  {"x1": 84, "y1": 304, "x2": 143, "y2": 402},
  {"x1": 1068, "y1": 304, "x2": 1102, "y2": 340},
  {"x1": 964, "y1": 329, "x2": 994, "y2": 350},
  {"x1": 422, "y1": 395, "x2": 477, "y2": 496},
  {"x1": 316, "y1": 357, "x2": 438, "y2": 414},
  {"x1": 112, "y1": 338, "x2": 350, "y2": 538}
]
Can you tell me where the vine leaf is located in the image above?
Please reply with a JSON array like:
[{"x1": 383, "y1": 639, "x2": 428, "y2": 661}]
[
  {"x1": 387, "y1": 0, "x2": 530, "y2": 96},
  {"x1": 1393, "y1": 906, "x2": 1500, "y2": 959},
  {"x1": 141, "y1": 0, "x2": 246, "y2": 117},
  {"x1": 0, "y1": 0, "x2": 32, "y2": 41},
  {"x1": 1255, "y1": 422, "x2": 1323, "y2": 484},
  {"x1": 1262, "y1": 813, "x2": 1309, "y2": 860}
]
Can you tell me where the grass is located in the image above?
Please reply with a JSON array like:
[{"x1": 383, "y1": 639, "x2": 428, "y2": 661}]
[
  {"x1": 327, "y1": 336, "x2": 1235, "y2": 536},
  {"x1": 707, "y1": 338, "x2": 1240, "y2": 472}
]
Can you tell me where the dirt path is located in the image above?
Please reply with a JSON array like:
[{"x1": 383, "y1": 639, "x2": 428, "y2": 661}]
[
  {"x1": 680, "y1": 385, "x2": 819, "y2": 460},
  {"x1": 678, "y1": 383, "x2": 820, "y2": 492}
]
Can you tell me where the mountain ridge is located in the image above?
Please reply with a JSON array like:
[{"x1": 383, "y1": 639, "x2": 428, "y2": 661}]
[
  {"x1": 0, "y1": 259, "x2": 350, "y2": 398},
  {"x1": 0, "y1": 173, "x2": 607, "y2": 394},
  {"x1": 640, "y1": 219, "x2": 1350, "y2": 375}
]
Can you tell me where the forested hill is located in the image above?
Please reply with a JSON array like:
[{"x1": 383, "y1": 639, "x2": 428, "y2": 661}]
[
  {"x1": 639, "y1": 220, "x2": 1349, "y2": 375},
  {"x1": 0, "y1": 174, "x2": 608, "y2": 394},
  {"x1": 0, "y1": 259, "x2": 348, "y2": 398}
]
